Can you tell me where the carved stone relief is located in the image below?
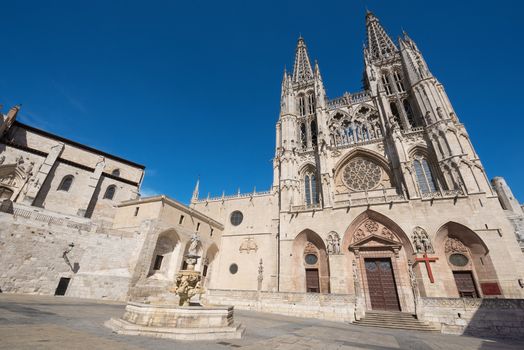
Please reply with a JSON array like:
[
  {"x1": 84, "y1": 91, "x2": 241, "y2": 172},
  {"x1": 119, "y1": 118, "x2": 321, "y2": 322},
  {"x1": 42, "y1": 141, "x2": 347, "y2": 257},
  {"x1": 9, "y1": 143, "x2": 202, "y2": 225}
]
[
  {"x1": 412, "y1": 226, "x2": 434, "y2": 254},
  {"x1": 239, "y1": 237, "x2": 258, "y2": 254},
  {"x1": 444, "y1": 237, "x2": 468, "y2": 253}
]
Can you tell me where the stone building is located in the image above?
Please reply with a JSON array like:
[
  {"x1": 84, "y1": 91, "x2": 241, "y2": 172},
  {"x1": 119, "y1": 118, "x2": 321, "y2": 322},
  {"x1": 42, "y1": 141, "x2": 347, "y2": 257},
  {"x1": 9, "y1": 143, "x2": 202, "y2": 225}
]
[{"x1": 1, "y1": 11, "x2": 524, "y2": 336}]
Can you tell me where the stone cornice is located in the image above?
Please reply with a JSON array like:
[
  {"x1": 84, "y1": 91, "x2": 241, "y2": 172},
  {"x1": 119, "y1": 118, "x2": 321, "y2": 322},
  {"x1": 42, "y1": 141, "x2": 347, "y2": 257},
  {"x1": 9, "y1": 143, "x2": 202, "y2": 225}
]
[{"x1": 118, "y1": 195, "x2": 224, "y2": 230}]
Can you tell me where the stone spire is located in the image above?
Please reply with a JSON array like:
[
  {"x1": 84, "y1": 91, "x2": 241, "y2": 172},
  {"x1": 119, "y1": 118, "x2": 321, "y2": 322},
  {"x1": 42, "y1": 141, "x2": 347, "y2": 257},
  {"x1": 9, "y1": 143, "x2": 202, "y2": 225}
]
[
  {"x1": 292, "y1": 36, "x2": 314, "y2": 83},
  {"x1": 365, "y1": 11, "x2": 397, "y2": 61},
  {"x1": 191, "y1": 177, "x2": 199, "y2": 202}
]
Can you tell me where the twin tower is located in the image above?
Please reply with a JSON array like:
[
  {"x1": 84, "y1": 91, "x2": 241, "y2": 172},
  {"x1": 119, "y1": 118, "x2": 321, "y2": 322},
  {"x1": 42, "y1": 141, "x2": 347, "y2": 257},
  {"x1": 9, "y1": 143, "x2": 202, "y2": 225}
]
[{"x1": 274, "y1": 11, "x2": 490, "y2": 210}]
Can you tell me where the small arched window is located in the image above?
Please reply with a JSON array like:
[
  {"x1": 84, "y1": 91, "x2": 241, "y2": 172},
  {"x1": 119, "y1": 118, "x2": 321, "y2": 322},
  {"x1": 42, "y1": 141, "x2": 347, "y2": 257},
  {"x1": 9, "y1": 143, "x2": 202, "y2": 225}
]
[
  {"x1": 57, "y1": 175, "x2": 74, "y2": 192},
  {"x1": 413, "y1": 157, "x2": 437, "y2": 194},
  {"x1": 103, "y1": 185, "x2": 116, "y2": 200},
  {"x1": 111, "y1": 169, "x2": 120, "y2": 177}
]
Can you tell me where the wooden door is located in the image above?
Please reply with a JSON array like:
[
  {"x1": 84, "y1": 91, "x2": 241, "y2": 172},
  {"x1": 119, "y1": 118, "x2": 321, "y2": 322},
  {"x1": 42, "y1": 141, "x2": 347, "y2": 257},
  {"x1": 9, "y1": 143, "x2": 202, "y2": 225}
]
[
  {"x1": 306, "y1": 268, "x2": 320, "y2": 293},
  {"x1": 364, "y1": 258, "x2": 401, "y2": 311},
  {"x1": 453, "y1": 271, "x2": 478, "y2": 298}
]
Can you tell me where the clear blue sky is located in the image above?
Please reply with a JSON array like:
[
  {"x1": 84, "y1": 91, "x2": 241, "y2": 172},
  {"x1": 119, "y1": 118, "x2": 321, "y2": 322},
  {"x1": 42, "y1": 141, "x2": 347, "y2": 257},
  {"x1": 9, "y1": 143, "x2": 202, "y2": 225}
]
[{"x1": 1, "y1": 1, "x2": 523, "y2": 203}]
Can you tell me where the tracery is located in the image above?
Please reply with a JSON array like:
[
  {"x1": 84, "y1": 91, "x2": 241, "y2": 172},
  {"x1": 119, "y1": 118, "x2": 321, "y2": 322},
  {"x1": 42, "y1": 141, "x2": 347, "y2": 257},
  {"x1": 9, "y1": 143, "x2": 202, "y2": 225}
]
[{"x1": 328, "y1": 106, "x2": 382, "y2": 147}]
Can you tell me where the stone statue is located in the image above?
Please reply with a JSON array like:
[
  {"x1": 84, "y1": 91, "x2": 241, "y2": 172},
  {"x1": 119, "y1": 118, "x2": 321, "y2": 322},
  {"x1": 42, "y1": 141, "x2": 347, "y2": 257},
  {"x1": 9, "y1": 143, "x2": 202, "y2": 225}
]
[
  {"x1": 412, "y1": 226, "x2": 434, "y2": 254},
  {"x1": 436, "y1": 107, "x2": 445, "y2": 120},
  {"x1": 170, "y1": 272, "x2": 203, "y2": 306},
  {"x1": 326, "y1": 234, "x2": 334, "y2": 254},
  {"x1": 188, "y1": 232, "x2": 200, "y2": 256}
]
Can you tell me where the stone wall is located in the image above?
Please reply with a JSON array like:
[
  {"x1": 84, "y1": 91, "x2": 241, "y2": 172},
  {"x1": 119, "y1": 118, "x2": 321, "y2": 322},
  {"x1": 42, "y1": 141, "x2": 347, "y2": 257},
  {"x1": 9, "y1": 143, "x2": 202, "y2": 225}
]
[
  {"x1": 0, "y1": 202, "x2": 145, "y2": 301},
  {"x1": 421, "y1": 297, "x2": 524, "y2": 338},
  {"x1": 205, "y1": 289, "x2": 356, "y2": 322}
]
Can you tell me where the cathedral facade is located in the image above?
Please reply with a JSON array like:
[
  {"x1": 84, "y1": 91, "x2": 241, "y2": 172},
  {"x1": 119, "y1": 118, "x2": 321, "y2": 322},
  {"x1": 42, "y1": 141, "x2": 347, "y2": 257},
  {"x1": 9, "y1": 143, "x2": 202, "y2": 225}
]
[{"x1": 1, "y1": 12, "x2": 524, "y2": 335}]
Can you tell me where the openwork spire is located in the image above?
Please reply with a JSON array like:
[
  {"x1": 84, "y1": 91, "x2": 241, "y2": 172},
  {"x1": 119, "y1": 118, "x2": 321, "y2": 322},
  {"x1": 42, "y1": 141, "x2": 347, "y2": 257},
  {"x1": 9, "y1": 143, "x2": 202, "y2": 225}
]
[
  {"x1": 292, "y1": 36, "x2": 314, "y2": 83},
  {"x1": 366, "y1": 11, "x2": 397, "y2": 61}
]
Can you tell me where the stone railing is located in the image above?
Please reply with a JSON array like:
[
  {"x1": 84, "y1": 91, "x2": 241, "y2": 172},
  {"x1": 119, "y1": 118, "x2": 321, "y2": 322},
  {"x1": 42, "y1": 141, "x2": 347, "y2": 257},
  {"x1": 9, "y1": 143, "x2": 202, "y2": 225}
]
[
  {"x1": 1, "y1": 200, "x2": 93, "y2": 231},
  {"x1": 193, "y1": 189, "x2": 272, "y2": 203},
  {"x1": 0, "y1": 200, "x2": 135, "y2": 237},
  {"x1": 206, "y1": 289, "x2": 356, "y2": 322},
  {"x1": 291, "y1": 203, "x2": 321, "y2": 212},
  {"x1": 420, "y1": 189, "x2": 464, "y2": 200},
  {"x1": 331, "y1": 136, "x2": 384, "y2": 150},
  {"x1": 333, "y1": 188, "x2": 407, "y2": 209},
  {"x1": 326, "y1": 91, "x2": 371, "y2": 109}
]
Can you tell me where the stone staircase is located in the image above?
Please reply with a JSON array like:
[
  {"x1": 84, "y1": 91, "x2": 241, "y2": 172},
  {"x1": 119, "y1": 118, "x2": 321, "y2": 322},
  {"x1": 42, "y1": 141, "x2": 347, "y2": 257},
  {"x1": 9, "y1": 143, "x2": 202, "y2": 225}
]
[{"x1": 354, "y1": 311, "x2": 440, "y2": 332}]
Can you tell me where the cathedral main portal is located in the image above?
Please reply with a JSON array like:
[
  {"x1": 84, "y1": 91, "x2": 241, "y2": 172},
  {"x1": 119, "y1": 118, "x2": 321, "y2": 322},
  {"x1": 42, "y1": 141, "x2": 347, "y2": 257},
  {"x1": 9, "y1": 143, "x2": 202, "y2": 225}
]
[{"x1": 364, "y1": 258, "x2": 401, "y2": 311}]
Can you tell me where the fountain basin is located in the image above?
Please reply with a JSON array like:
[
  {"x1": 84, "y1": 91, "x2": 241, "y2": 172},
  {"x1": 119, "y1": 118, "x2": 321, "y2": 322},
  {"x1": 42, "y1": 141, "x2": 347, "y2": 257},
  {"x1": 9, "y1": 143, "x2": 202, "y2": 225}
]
[{"x1": 105, "y1": 302, "x2": 244, "y2": 341}]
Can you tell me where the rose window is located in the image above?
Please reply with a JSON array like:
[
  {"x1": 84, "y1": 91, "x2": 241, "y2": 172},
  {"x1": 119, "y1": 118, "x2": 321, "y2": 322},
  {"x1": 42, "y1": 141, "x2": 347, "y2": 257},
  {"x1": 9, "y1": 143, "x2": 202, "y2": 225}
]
[{"x1": 342, "y1": 158, "x2": 382, "y2": 191}]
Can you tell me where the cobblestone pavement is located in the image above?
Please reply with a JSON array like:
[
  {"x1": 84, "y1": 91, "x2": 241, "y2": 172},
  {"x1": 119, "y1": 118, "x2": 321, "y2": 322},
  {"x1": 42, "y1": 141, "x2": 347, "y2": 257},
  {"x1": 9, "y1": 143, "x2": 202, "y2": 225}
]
[{"x1": 0, "y1": 294, "x2": 521, "y2": 350}]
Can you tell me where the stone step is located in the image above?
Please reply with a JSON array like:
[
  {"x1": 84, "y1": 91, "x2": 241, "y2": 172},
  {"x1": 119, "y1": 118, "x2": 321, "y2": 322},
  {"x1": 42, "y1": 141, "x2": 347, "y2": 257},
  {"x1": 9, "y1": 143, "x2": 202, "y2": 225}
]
[
  {"x1": 354, "y1": 322, "x2": 439, "y2": 332},
  {"x1": 353, "y1": 311, "x2": 440, "y2": 332}
]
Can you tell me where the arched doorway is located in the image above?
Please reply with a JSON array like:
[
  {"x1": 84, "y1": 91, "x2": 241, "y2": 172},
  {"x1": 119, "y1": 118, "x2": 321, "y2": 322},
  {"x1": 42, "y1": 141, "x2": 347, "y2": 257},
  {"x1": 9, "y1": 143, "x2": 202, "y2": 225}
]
[
  {"x1": 344, "y1": 210, "x2": 414, "y2": 312},
  {"x1": 292, "y1": 230, "x2": 330, "y2": 293},
  {"x1": 435, "y1": 222, "x2": 500, "y2": 298}
]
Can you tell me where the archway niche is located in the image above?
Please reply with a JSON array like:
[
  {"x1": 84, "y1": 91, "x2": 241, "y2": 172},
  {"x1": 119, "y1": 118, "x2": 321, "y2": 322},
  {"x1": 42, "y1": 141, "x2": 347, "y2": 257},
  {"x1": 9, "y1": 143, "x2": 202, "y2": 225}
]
[
  {"x1": 148, "y1": 229, "x2": 182, "y2": 280},
  {"x1": 201, "y1": 243, "x2": 219, "y2": 288},
  {"x1": 435, "y1": 222, "x2": 500, "y2": 298},
  {"x1": 292, "y1": 230, "x2": 330, "y2": 293},
  {"x1": 343, "y1": 210, "x2": 414, "y2": 312}
]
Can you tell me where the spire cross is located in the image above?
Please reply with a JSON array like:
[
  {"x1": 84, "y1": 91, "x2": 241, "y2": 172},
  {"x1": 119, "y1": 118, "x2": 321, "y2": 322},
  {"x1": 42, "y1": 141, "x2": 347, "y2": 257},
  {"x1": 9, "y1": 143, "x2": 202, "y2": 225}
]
[{"x1": 414, "y1": 253, "x2": 439, "y2": 283}]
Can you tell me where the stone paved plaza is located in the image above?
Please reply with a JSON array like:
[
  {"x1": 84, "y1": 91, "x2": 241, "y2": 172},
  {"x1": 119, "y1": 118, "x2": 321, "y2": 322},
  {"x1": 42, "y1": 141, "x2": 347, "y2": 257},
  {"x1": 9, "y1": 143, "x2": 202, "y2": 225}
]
[{"x1": 0, "y1": 295, "x2": 522, "y2": 350}]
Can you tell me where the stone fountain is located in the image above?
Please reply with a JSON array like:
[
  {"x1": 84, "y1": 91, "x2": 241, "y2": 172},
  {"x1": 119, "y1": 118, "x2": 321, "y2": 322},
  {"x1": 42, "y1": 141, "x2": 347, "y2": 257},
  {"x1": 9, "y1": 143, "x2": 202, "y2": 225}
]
[{"x1": 106, "y1": 233, "x2": 244, "y2": 341}]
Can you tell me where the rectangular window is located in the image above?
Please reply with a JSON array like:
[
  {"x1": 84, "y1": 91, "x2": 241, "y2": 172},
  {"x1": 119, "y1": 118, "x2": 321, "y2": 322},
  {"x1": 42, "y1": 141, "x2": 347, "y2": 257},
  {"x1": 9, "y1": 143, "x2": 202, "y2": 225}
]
[
  {"x1": 153, "y1": 255, "x2": 163, "y2": 270},
  {"x1": 382, "y1": 75, "x2": 392, "y2": 95},
  {"x1": 134, "y1": 207, "x2": 140, "y2": 216},
  {"x1": 196, "y1": 222, "x2": 201, "y2": 231},
  {"x1": 179, "y1": 215, "x2": 185, "y2": 225},
  {"x1": 54, "y1": 277, "x2": 71, "y2": 296},
  {"x1": 210, "y1": 228, "x2": 214, "y2": 236}
]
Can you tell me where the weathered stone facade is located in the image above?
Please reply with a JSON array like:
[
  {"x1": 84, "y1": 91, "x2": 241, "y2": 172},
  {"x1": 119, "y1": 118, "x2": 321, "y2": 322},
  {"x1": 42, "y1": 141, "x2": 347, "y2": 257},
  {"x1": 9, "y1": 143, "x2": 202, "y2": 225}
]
[{"x1": 1, "y1": 11, "x2": 524, "y2": 338}]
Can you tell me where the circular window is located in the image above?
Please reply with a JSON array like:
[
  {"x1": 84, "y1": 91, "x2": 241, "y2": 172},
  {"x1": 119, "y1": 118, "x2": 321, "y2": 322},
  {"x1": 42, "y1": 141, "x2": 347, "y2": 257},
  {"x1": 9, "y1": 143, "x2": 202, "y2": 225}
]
[
  {"x1": 304, "y1": 254, "x2": 318, "y2": 265},
  {"x1": 229, "y1": 263, "x2": 238, "y2": 274},
  {"x1": 342, "y1": 157, "x2": 382, "y2": 191},
  {"x1": 449, "y1": 253, "x2": 469, "y2": 267},
  {"x1": 230, "y1": 211, "x2": 243, "y2": 226}
]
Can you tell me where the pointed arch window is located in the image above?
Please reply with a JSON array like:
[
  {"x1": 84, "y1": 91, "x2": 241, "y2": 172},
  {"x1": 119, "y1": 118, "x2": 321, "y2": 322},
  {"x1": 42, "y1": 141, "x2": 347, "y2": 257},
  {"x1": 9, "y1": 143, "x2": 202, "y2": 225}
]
[
  {"x1": 300, "y1": 123, "x2": 307, "y2": 149},
  {"x1": 413, "y1": 157, "x2": 437, "y2": 194},
  {"x1": 403, "y1": 99, "x2": 415, "y2": 127},
  {"x1": 57, "y1": 175, "x2": 74, "y2": 192},
  {"x1": 390, "y1": 102, "x2": 402, "y2": 128},
  {"x1": 310, "y1": 120, "x2": 318, "y2": 147},
  {"x1": 307, "y1": 92, "x2": 316, "y2": 114},
  {"x1": 298, "y1": 95, "x2": 306, "y2": 116},
  {"x1": 393, "y1": 71, "x2": 405, "y2": 92},
  {"x1": 382, "y1": 74, "x2": 392, "y2": 95},
  {"x1": 103, "y1": 185, "x2": 116, "y2": 200},
  {"x1": 304, "y1": 170, "x2": 319, "y2": 207}
]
